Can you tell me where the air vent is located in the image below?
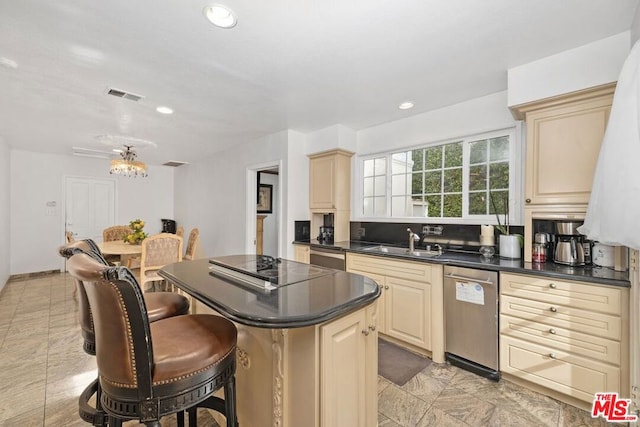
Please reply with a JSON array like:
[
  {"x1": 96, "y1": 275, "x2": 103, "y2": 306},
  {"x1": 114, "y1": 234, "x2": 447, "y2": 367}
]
[
  {"x1": 71, "y1": 147, "x2": 114, "y2": 159},
  {"x1": 163, "y1": 161, "x2": 189, "y2": 167},
  {"x1": 106, "y1": 87, "x2": 144, "y2": 102}
]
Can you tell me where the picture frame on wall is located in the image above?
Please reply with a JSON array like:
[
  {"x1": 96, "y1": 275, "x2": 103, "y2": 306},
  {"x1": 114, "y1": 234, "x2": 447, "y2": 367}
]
[{"x1": 257, "y1": 184, "x2": 273, "y2": 213}]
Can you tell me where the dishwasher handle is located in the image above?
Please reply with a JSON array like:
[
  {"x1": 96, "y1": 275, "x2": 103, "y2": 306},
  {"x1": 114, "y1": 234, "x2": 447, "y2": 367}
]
[
  {"x1": 309, "y1": 249, "x2": 345, "y2": 260},
  {"x1": 445, "y1": 273, "x2": 495, "y2": 286}
]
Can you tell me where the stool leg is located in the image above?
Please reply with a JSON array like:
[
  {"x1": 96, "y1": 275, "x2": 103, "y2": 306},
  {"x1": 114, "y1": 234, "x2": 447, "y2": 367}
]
[
  {"x1": 176, "y1": 411, "x2": 185, "y2": 427},
  {"x1": 188, "y1": 407, "x2": 197, "y2": 427},
  {"x1": 224, "y1": 376, "x2": 238, "y2": 427}
]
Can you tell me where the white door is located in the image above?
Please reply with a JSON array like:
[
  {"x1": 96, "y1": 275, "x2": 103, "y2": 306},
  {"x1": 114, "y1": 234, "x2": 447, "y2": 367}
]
[{"x1": 65, "y1": 177, "x2": 116, "y2": 242}]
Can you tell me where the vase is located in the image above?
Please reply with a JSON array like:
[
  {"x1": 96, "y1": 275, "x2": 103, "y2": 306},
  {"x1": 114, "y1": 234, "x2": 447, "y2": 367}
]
[{"x1": 499, "y1": 235, "x2": 521, "y2": 259}]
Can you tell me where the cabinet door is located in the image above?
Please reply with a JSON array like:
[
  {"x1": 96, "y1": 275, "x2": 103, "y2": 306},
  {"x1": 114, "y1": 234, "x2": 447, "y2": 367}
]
[
  {"x1": 310, "y1": 155, "x2": 336, "y2": 209},
  {"x1": 293, "y1": 244, "x2": 310, "y2": 263},
  {"x1": 386, "y1": 276, "x2": 431, "y2": 350},
  {"x1": 347, "y1": 269, "x2": 387, "y2": 333},
  {"x1": 524, "y1": 94, "x2": 612, "y2": 205},
  {"x1": 321, "y1": 309, "x2": 368, "y2": 427}
]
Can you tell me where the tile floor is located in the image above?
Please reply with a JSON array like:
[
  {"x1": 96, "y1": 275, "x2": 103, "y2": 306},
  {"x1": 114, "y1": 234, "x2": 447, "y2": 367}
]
[{"x1": 0, "y1": 273, "x2": 613, "y2": 426}]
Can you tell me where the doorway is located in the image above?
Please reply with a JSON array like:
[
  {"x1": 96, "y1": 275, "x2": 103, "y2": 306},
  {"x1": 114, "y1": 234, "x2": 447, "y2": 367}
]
[
  {"x1": 246, "y1": 162, "x2": 282, "y2": 257},
  {"x1": 64, "y1": 176, "x2": 116, "y2": 242}
]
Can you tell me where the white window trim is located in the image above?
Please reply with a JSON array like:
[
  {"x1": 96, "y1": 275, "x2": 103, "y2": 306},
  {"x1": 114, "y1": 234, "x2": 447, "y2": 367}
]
[{"x1": 354, "y1": 124, "x2": 524, "y2": 226}]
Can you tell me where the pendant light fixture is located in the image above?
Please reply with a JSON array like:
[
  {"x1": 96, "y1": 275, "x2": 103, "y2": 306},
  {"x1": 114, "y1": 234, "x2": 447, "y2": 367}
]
[{"x1": 110, "y1": 145, "x2": 148, "y2": 177}]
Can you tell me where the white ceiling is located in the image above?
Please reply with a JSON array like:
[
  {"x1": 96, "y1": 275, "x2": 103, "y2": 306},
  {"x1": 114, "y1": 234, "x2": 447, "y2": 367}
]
[{"x1": 0, "y1": 0, "x2": 638, "y2": 165}]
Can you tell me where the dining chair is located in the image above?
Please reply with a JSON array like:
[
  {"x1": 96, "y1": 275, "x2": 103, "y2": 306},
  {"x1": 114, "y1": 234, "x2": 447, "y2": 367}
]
[
  {"x1": 140, "y1": 233, "x2": 183, "y2": 292},
  {"x1": 65, "y1": 230, "x2": 75, "y2": 243},
  {"x1": 176, "y1": 226, "x2": 184, "y2": 239},
  {"x1": 65, "y1": 252, "x2": 238, "y2": 427},
  {"x1": 184, "y1": 228, "x2": 200, "y2": 260},
  {"x1": 102, "y1": 225, "x2": 133, "y2": 265}
]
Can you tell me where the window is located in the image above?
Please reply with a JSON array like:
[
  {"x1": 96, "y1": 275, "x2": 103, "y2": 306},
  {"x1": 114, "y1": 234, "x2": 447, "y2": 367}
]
[{"x1": 358, "y1": 128, "x2": 519, "y2": 222}]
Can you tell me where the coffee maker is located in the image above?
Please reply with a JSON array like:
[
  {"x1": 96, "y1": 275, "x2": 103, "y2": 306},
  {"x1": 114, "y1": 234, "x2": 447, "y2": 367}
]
[
  {"x1": 317, "y1": 213, "x2": 335, "y2": 244},
  {"x1": 553, "y1": 221, "x2": 585, "y2": 266}
]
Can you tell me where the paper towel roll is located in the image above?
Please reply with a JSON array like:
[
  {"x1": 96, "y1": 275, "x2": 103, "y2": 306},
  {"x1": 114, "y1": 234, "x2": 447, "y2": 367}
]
[
  {"x1": 481, "y1": 225, "x2": 494, "y2": 236},
  {"x1": 480, "y1": 235, "x2": 495, "y2": 246}
]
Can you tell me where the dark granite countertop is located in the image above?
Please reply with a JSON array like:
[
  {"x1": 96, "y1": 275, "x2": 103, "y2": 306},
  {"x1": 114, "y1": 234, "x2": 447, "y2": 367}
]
[
  {"x1": 293, "y1": 240, "x2": 630, "y2": 287},
  {"x1": 159, "y1": 258, "x2": 381, "y2": 328}
]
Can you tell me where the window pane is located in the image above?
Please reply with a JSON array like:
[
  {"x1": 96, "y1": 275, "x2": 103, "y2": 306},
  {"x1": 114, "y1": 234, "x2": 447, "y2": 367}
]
[
  {"x1": 374, "y1": 196, "x2": 386, "y2": 216},
  {"x1": 489, "y1": 161, "x2": 509, "y2": 190},
  {"x1": 489, "y1": 190, "x2": 508, "y2": 215},
  {"x1": 391, "y1": 152, "x2": 410, "y2": 174},
  {"x1": 425, "y1": 146, "x2": 442, "y2": 170},
  {"x1": 411, "y1": 149, "x2": 424, "y2": 172},
  {"x1": 469, "y1": 192, "x2": 487, "y2": 215},
  {"x1": 391, "y1": 196, "x2": 408, "y2": 217},
  {"x1": 412, "y1": 172, "x2": 423, "y2": 194},
  {"x1": 391, "y1": 174, "x2": 408, "y2": 196},
  {"x1": 363, "y1": 159, "x2": 374, "y2": 177},
  {"x1": 490, "y1": 136, "x2": 509, "y2": 161},
  {"x1": 374, "y1": 176, "x2": 386, "y2": 196},
  {"x1": 363, "y1": 197, "x2": 373, "y2": 216},
  {"x1": 469, "y1": 164, "x2": 487, "y2": 191},
  {"x1": 363, "y1": 177, "x2": 374, "y2": 197},
  {"x1": 469, "y1": 140, "x2": 487, "y2": 164},
  {"x1": 425, "y1": 195, "x2": 441, "y2": 217},
  {"x1": 374, "y1": 158, "x2": 386, "y2": 175},
  {"x1": 443, "y1": 193, "x2": 462, "y2": 217},
  {"x1": 424, "y1": 171, "x2": 441, "y2": 193},
  {"x1": 444, "y1": 142, "x2": 462, "y2": 167},
  {"x1": 443, "y1": 168, "x2": 462, "y2": 193}
]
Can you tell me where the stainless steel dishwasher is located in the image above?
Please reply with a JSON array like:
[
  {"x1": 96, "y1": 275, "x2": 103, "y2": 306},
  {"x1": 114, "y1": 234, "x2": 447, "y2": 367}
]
[{"x1": 443, "y1": 265, "x2": 499, "y2": 380}]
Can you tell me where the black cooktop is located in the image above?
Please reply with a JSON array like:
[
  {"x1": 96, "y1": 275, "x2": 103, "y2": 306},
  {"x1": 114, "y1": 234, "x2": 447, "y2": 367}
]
[{"x1": 209, "y1": 255, "x2": 334, "y2": 290}]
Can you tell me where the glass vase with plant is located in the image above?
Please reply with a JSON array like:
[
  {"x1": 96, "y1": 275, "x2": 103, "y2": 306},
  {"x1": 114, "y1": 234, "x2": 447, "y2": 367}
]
[{"x1": 125, "y1": 219, "x2": 148, "y2": 245}]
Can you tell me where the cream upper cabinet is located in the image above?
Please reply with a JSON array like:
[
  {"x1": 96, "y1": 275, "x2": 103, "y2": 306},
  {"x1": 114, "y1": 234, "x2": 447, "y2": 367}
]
[
  {"x1": 320, "y1": 304, "x2": 377, "y2": 427},
  {"x1": 499, "y1": 272, "x2": 629, "y2": 406},
  {"x1": 308, "y1": 149, "x2": 353, "y2": 211},
  {"x1": 512, "y1": 83, "x2": 614, "y2": 206}
]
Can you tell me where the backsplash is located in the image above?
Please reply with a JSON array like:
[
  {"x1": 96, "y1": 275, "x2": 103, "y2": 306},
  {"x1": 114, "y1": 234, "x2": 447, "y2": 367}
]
[
  {"x1": 294, "y1": 220, "x2": 311, "y2": 241},
  {"x1": 350, "y1": 221, "x2": 524, "y2": 252}
]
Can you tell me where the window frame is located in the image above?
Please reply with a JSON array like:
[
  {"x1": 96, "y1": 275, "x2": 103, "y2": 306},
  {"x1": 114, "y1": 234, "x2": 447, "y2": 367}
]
[{"x1": 354, "y1": 126, "x2": 523, "y2": 226}]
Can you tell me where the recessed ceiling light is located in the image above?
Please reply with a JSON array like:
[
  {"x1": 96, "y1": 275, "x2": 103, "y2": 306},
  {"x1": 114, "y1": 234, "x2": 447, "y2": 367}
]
[
  {"x1": 398, "y1": 102, "x2": 414, "y2": 110},
  {"x1": 0, "y1": 57, "x2": 18, "y2": 69},
  {"x1": 203, "y1": 4, "x2": 237, "y2": 29},
  {"x1": 156, "y1": 106, "x2": 174, "y2": 114}
]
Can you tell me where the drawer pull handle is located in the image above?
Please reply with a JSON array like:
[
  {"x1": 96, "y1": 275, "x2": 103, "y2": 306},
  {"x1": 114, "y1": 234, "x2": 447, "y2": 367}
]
[
  {"x1": 548, "y1": 353, "x2": 557, "y2": 359},
  {"x1": 549, "y1": 328, "x2": 556, "y2": 335},
  {"x1": 549, "y1": 283, "x2": 557, "y2": 289},
  {"x1": 526, "y1": 198, "x2": 531, "y2": 203},
  {"x1": 362, "y1": 329, "x2": 370, "y2": 336},
  {"x1": 385, "y1": 285, "x2": 390, "y2": 290},
  {"x1": 550, "y1": 306, "x2": 557, "y2": 312},
  {"x1": 369, "y1": 325, "x2": 376, "y2": 331}
]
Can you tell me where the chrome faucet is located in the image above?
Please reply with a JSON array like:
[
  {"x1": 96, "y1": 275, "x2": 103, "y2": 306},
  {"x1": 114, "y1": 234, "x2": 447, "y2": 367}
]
[{"x1": 407, "y1": 228, "x2": 420, "y2": 252}]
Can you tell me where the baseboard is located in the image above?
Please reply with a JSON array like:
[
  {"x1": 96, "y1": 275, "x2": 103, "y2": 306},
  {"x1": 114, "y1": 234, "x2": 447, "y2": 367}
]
[{"x1": 8, "y1": 269, "x2": 60, "y2": 282}]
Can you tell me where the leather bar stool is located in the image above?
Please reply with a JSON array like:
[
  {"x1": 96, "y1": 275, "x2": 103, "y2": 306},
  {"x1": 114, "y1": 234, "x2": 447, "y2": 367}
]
[
  {"x1": 59, "y1": 240, "x2": 191, "y2": 426},
  {"x1": 66, "y1": 252, "x2": 238, "y2": 427}
]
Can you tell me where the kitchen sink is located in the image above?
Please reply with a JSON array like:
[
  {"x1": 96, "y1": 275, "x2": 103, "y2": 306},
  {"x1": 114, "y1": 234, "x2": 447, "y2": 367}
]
[{"x1": 362, "y1": 245, "x2": 442, "y2": 258}]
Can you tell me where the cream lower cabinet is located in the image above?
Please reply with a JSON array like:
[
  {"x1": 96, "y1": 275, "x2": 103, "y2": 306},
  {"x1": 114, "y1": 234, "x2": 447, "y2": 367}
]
[
  {"x1": 500, "y1": 272, "x2": 629, "y2": 406},
  {"x1": 293, "y1": 244, "x2": 310, "y2": 263},
  {"x1": 346, "y1": 253, "x2": 444, "y2": 361},
  {"x1": 320, "y1": 304, "x2": 377, "y2": 427}
]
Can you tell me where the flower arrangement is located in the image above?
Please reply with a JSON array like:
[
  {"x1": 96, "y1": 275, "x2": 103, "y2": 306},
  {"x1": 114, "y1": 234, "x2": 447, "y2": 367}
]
[{"x1": 124, "y1": 219, "x2": 148, "y2": 244}]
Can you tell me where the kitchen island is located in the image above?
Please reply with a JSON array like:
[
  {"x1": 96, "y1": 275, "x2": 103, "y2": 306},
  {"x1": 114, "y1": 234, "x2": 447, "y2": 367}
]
[{"x1": 159, "y1": 256, "x2": 381, "y2": 427}]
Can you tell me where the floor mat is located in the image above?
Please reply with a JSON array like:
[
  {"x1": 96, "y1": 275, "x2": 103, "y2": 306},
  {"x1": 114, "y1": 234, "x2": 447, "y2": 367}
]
[{"x1": 378, "y1": 339, "x2": 431, "y2": 386}]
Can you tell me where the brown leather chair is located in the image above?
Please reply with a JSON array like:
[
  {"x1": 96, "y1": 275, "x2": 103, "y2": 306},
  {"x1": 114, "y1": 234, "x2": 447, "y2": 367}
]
[
  {"x1": 59, "y1": 240, "x2": 191, "y2": 425},
  {"x1": 66, "y1": 252, "x2": 238, "y2": 427}
]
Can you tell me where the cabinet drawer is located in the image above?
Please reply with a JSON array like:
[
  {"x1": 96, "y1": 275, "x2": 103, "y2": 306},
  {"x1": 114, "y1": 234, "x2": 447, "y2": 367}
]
[
  {"x1": 501, "y1": 336, "x2": 621, "y2": 403},
  {"x1": 501, "y1": 295, "x2": 621, "y2": 341},
  {"x1": 501, "y1": 273, "x2": 622, "y2": 315},
  {"x1": 501, "y1": 314, "x2": 621, "y2": 365},
  {"x1": 347, "y1": 253, "x2": 432, "y2": 283}
]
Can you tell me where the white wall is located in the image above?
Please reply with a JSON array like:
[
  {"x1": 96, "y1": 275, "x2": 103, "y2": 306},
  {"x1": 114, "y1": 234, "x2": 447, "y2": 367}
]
[
  {"x1": 0, "y1": 138, "x2": 10, "y2": 290},
  {"x1": 357, "y1": 91, "x2": 516, "y2": 155},
  {"x1": 508, "y1": 32, "x2": 630, "y2": 107},
  {"x1": 306, "y1": 124, "x2": 357, "y2": 154},
  {"x1": 10, "y1": 150, "x2": 174, "y2": 275},
  {"x1": 174, "y1": 131, "x2": 291, "y2": 258}
]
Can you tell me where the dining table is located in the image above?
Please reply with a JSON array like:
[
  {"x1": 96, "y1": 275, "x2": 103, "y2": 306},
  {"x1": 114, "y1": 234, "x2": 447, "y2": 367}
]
[{"x1": 98, "y1": 240, "x2": 142, "y2": 267}]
